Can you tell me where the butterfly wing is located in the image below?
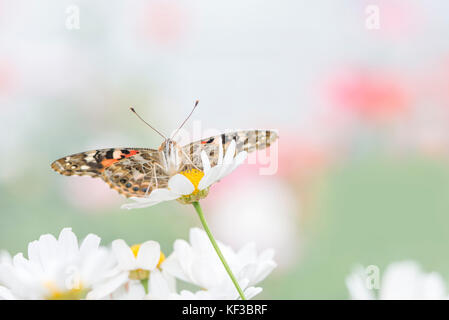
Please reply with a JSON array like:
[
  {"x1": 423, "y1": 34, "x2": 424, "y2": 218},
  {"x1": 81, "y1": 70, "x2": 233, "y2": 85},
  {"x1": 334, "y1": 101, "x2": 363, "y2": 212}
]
[
  {"x1": 182, "y1": 130, "x2": 278, "y2": 170},
  {"x1": 51, "y1": 148, "x2": 150, "y2": 177},
  {"x1": 51, "y1": 130, "x2": 278, "y2": 198},
  {"x1": 101, "y1": 150, "x2": 170, "y2": 198},
  {"x1": 51, "y1": 148, "x2": 168, "y2": 198}
]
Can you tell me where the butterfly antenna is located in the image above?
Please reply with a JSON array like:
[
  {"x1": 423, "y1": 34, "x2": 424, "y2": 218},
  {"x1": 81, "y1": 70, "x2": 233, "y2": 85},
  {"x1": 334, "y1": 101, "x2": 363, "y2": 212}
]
[
  {"x1": 171, "y1": 100, "x2": 199, "y2": 139},
  {"x1": 130, "y1": 107, "x2": 167, "y2": 140}
]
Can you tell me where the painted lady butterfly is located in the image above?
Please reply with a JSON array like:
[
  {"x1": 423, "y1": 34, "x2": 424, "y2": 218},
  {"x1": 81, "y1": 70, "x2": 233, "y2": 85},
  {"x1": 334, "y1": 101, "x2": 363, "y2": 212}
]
[{"x1": 51, "y1": 103, "x2": 278, "y2": 198}]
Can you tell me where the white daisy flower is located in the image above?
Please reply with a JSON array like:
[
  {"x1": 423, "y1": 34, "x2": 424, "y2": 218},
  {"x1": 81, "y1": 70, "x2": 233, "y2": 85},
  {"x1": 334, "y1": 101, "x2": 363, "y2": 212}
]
[
  {"x1": 87, "y1": 239, "x2": 171, "y2": 299},
  {"x1": 0, "y1": 228, "x2": 114, "y2": 300},
  {"x1": 121, "y1": 139, "x2": 247, "y2": 209},
  {"x1": 346, "y1": 261, "x2": 448, "y2": 300},
  {"x1": 162, "y1": 228, "x2": 276, "y2": 300}
]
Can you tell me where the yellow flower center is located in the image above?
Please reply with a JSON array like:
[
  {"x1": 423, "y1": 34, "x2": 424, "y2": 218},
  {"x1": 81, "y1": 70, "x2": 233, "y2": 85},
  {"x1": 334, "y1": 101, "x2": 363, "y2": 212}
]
[
  {"x1": 176, "y1": 169, "x2": 210, "y2": 204},
  {"x1": 158, "y1": 252, "x2": 166, "y2": 266},
  {"x1": 44, "y1": 281, "x2": 87, "y2": 300},
  {"x1": 128, "y1": 244, "x2": 166, "y2": 280},
  {"x1": 130, "y1": 244, "x2": 140, "y2": 257},
  {"x1": 180, "y1": 169, "x2": 205, "y2": 194}
]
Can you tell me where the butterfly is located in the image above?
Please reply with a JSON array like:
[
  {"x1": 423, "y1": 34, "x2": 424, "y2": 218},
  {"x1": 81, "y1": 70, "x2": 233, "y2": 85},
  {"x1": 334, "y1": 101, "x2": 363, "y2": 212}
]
[{"x1": 51, "y1": 101, "x2": 278, "y2": 198}]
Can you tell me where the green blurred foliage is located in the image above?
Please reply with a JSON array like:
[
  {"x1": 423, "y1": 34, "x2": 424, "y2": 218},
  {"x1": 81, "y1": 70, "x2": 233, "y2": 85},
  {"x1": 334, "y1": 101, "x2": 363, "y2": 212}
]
[{"x1": 261, "y1": 156, "x2": 449, "y2": 299}]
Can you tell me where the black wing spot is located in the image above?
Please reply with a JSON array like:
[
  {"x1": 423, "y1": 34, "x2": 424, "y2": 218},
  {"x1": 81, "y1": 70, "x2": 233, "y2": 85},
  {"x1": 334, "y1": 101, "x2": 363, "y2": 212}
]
[
  {"x1": 105, "y1": 149, "x2": 115, "y2": 159},
  {"x1": 93, "y1": 151, "x2": 102, "y2": 162},
  {"x1": 266, "y1": 131, "x2": 271, "y2": 141}
]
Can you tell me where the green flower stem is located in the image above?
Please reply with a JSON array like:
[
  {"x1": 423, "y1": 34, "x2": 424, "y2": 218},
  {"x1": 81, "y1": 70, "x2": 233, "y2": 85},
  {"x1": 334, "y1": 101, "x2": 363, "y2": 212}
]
[
  {"x1": 141, "y1": 278, "x2": 149, "y2": 294},
  {"x1": 192, "y1": 201, "x2": 246, "y2": 300}
]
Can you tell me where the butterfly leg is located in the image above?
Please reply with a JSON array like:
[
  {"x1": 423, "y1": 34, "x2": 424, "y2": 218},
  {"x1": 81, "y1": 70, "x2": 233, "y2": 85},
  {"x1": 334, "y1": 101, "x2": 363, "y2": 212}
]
[
  {"x1": 139, "y1": 162, "x2": 152, "y2": 198},
  {"x1": 180, "y1": 148, "x2": 201, "y2": 171},
  {"x1": 153, "y1": 163, "x2": 163, "y2": 189}
]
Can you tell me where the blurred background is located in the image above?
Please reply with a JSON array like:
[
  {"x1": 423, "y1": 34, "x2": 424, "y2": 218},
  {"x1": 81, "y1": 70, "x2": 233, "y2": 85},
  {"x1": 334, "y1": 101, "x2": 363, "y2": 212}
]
[{"x1": 2, "y1": 0, "x2": 449, "y2": 299}]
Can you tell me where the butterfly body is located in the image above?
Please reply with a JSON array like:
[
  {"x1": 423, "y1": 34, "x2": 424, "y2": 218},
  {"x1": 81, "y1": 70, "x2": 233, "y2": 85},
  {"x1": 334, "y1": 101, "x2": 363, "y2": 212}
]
[
  {"x1": 158, "y1": 139, "x2": 184, "y2": 176},
  {"x1": 51, "y1": 130, "x2": 278, "y2": 198}
]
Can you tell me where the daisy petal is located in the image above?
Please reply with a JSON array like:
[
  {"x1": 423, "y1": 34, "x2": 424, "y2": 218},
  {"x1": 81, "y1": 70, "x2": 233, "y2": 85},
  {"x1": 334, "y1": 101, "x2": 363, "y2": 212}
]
[
  {"x1": 190, "y1": 228, "x2": 213, "y2": 253},
  {"x1": 252, "y1": 261, "x2": 277, "y2": 285},
  {"x1": 217, "y1": 139, "x2": 224, "y2": 166},
  {"x1": 136, "y1": 241, "x2": 160, "y2": 270},
  {"x1": 80, "y1": 234, "x2": 101, "y2": 257},
  {"x1": 201, "y1": 151, "x2": 211, "y2": 173},
  {"x1": 145, "y1": 189, "x2": 182, "y2": 202},
  {"x1": 27, "y1": 240, "x2": 40, "y2": 263},
  {"x1": 345, "y1": 266, "x2": 375, "y2": 300},
  {"x1": 121, "y1": 189, "x2": 180, "y2": 210},
  {"x1": 244, "y1": 286, "x2": 263, "y2": 300},
  {"x1": 0, "y1": 286, "x2": 15, "y2": 300},
  {"x1": 161, "y1": 254, "x2": 190, "y2": 283},
  {"x1": 198, "y1": 166, "x2": 221, "y2": 190},
  {"x1": 168, "y1": 174, "x2": 195, "y2": 195},
  {"x1": 112, "y1": 239, "x2": 135, "y2": 270},
  {"x1": 148, "y1": 270, "x2": 174, "y2": 299},
  {"x1": 237, "y1": 242, "x2": 257, "y2": 262},
  {"x1": 58, "y1": 228, "x2": 79, "y2": 258},
  {"x1": 37, "y1": 234, "x2": 59, "y2": 272},
  {"x1": 87, "y1": 271, "x2": 129, "y2": 300},
  {"x1": 223, "y1": 140, "x2": 236, "y2": 165},
  {"x1": 258, "y1": 248, "x2": 275, "y2": 261},
  {"x1": 238, "y1": 264, "x2": 258, "y2": 282},
  {"x1": 121, "y1": 200, "x2": 160, "y2": 210}
]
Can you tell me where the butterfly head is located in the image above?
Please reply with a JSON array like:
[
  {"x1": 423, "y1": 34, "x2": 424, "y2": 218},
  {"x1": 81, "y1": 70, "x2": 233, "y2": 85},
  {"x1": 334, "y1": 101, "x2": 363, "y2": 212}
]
[
  {"x1": 159, "y1": 139, "x2": 183, "y2": 175},
  {"x1": 130, "y1": 101, "x2": 200, "y2": 176}
]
